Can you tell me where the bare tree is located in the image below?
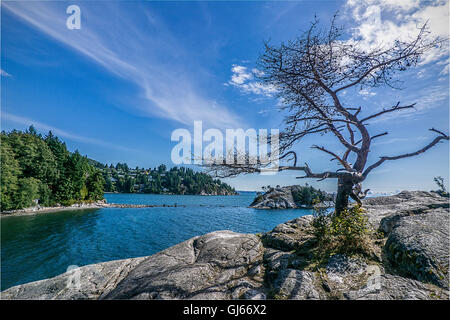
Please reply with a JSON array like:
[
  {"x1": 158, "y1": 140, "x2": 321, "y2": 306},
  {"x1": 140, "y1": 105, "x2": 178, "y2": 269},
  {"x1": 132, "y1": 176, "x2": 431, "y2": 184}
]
[{"x1": 206, "y1": 16, "x2": 449, "y2": 215}]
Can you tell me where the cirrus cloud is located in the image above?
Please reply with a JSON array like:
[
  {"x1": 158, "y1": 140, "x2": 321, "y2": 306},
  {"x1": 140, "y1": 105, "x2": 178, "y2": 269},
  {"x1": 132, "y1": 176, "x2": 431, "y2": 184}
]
[{"x1": 2, "y1": 1, "x2": 242, "y2": 129}]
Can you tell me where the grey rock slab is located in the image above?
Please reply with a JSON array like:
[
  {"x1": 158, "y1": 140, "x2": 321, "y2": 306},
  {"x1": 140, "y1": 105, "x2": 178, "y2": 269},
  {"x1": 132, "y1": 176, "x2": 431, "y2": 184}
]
[
  {"x1": 263, "y1": 248, "x2": 292, "y2": 271},
  {"x1": 2, "y1": 230, "x2": 265, "y2": 300},
  {"x1": 271, "y1": 269, "x2": 322, "y2": 299},
  {"x1": 325, "y1": 254, "x2": 368, "y2": 286},
  {"x1": 362, "y1": 191, "x2": 449, "y2": 233},
  {"x1": 261, "y1": 215, "x2": 315, "y2": 251},
  {"x1": 384, "y1": 208, "x2": 449, "y2": 289},
  {"x1": 344, "y1": 273, "x2": 448, "y2": 300},
  {"x1": 1, "y1": 257, "x2": 146, "y2": 300},
  {"x1": 103, "y1": 230, "x2": 264, "y2": 299}
]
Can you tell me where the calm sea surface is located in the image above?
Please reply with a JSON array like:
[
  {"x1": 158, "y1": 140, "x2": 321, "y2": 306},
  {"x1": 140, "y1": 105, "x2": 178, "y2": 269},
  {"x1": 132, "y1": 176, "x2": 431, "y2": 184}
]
[{"x1": 1, "y1": 192, "x2": 312, "y2": 290}]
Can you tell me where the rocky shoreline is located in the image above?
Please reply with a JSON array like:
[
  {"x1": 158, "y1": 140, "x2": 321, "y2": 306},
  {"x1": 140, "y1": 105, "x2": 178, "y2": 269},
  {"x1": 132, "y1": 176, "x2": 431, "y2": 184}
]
[
  {"x1": 1, "y1": 192, "x2": 240, "y2": 217},
  {"x1": 0, "y1": 199, "x2": 185, "y2": 217},
  {"x1": 1, "y1": 191, "x2": 449, "y2": 300}
]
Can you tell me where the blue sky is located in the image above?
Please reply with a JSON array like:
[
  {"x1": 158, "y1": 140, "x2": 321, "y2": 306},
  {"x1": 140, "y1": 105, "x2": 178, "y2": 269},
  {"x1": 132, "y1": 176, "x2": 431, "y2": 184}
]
[{"x1": 1, "y1": 0, "x2": 449, "y2": 192}]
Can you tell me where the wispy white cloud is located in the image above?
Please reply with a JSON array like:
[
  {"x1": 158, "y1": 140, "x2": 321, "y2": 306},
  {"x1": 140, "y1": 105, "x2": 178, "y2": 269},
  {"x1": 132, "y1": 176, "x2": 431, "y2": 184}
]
[
  {"x1": 359, "y1": 88, "x2": 376, "y2": 97},
  {"x1": 262, "y1": 1, "x2": 303, "y2": 31},
  {"x1": 2, "y1": 112, "x2": 136, "y2": 152},
  {"x1": 345, "y1": 0, "x2": 449, "y2": 72},
  {"x1": 229, "y1": 65, "x2": 253, "y2": 85},
  {"x1": 2, "y1": 2, "x2": 241, "y2": 129},
  {"x1": 341, "y1": 0, "x2": 449, "y2": 123},
  {"x1": 228, "y1": 1, "x2": 448, "y2": 100},
  {"x1": 227, "y1": 64, "x2": 278, "y2": 97},
  {"x1": 438, "y1": 58, "x2": 450, "y2": 75},
  {"x1": 371, "y1": 135, "x2": 427, "y2": 146}
]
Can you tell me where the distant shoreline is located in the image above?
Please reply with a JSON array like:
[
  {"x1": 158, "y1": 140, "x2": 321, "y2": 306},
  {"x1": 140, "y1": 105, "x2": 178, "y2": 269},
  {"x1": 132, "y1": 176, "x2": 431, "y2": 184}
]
[
  {"x1": 1, "y1": 202, "x2": 105, "y2": 217},
  {"x1": 0, "y1": 200, "x2": 186, "y2": 218},
  {"x1": 104, "y1": 191, "x2": 240, "y2": 196},
  {"x1": 1, "y1": 192, "x2": 247, "y2": 217}
]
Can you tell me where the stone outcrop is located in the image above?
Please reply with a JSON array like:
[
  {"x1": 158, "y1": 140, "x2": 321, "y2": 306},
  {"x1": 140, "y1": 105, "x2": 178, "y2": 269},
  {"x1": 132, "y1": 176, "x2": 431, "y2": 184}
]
[
  {"x1": 0, "y1": 257, "x2": 147, "y2": 300},
  {"x1": 261, "y1": 215, "x2": 315, "y2": 252},
  {"x1": 362, "y1": 190, "x2": 448, "y2": 232},
  {"x1": 250, "y1": 185, "x2": 332, "y2": 209},
  {"x1": 384, "y1": 208, "x2": 449, "y2": 289},
  {"x1": 2, "y1": 191, "x2": 448, "y2": 300},
  {"x1": 250, "y1": 186, "x2": 298, "y2": 209},
  {"x1": 363, "y1": 191, "x2": 449, "y2": 290},
  {"x1": 103, "y1": 231, "x2": 265, "y2": 300}
]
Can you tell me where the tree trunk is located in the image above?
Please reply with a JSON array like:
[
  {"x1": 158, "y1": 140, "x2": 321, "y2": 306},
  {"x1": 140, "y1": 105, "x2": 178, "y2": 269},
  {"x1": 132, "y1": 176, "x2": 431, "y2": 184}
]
[{"x1": 334, "y1": 177, "x2": 355, "y2": 215}]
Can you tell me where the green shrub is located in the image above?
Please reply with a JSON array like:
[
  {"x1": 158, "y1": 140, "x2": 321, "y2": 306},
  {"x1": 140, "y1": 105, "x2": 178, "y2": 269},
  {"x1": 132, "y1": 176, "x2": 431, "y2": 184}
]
[
  {"x1": 312, "y1": 203, "x2": 371, "y2": 258},
  {"x1": 311, "y1": 199, "x2": 330, "y2": 241},
  {"x1": 330, "y1": 205, "x2": 369, "y2": 251}
]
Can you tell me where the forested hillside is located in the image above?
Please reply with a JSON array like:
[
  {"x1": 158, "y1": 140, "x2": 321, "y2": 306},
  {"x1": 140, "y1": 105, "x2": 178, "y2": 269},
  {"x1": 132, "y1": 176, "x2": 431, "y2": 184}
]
[
  {"x1": 93, "y1": 162, "x2": 237, "y2": 195},
  {"x1": 1, "y1": 127, "x2": 237, "y2": 211},
  {"x1": 0, "y1": 127, "x2": 104, "y2": 211}
]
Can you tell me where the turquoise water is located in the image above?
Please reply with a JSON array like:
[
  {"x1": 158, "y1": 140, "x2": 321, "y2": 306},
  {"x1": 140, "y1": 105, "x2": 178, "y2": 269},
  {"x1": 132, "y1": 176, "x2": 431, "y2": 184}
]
[{"x1": 1, "y1": 192, "x2": 312, "y2": 291}]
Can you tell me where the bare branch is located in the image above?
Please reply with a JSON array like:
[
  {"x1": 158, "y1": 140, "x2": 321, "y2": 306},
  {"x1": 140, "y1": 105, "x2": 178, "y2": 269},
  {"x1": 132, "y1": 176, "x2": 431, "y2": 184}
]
[
  {"x1": 294, "y1": 162, "x2": 360, "y2": 180},
  {"x1": 361, "y1": 102, "x2": 416, "y2": 123},
  {"x1": 430, "y1": 128, "x2": 447, "y2": 136},
  {"x1": 342, "y1": 148, "x2": 352, "y2": 162},
  {"x1": 363, "y1": 129, "x2": 449, "y2": 178},
  {"x1": 312, "y1": 145, "x2": 353, "y2": 171},
  {"x1": 346, "y1": 122, "x2": 355, "y2": 145},
  {"x1": 279, "y1": 151, "x2": 297, "y2": 166},
  {"x1": 371, "y1": 132, "x2": 389, "y2": 141}
]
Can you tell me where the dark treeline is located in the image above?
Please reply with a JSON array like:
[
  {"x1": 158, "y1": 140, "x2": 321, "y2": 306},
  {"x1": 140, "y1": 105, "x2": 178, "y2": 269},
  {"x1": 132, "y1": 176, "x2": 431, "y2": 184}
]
[
  {"x1": 1, "y1": 127, "x2": 104, "y2": 211},
  {"x1": 1, "y1": 127, "x2": 237, "y2": 212},
  {"x1": 92, "y1": 162, "x2": 237, "y2": 195},
  {"x1": 291, "y1": 184, "x2": 333, "y2": 207}
]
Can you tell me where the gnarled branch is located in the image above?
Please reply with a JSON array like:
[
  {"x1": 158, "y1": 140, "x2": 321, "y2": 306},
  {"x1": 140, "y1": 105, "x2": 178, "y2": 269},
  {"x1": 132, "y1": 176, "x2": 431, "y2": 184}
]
[
  {"x1": 361, "y1": 102, "x2": 416, "y2": 123},
  {"x1": 295, "y1": 162, "x2": 361, "y2": 181},
  {"x1": 363, "y1": 129, "x2": 449, "y2": 178},
  {"x1": 312, "y1": 145, "x2": 353, "y2": 171}
]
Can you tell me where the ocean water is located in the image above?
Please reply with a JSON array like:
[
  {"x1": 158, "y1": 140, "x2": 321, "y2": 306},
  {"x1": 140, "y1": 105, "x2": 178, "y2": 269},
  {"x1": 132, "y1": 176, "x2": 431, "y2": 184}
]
[{"x1": 0, "y1": 192, "x2": 312, "y2": 291}]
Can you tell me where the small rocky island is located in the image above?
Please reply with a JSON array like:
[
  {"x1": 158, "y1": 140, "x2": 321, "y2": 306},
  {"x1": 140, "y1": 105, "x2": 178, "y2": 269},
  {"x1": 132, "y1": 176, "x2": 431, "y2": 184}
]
[
  {"x1": 250, "y1": 185, "x2": 333, "y2": 209},
  {"x1": 2, "y1": 191, "x2": 448, "y2": 300}
]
